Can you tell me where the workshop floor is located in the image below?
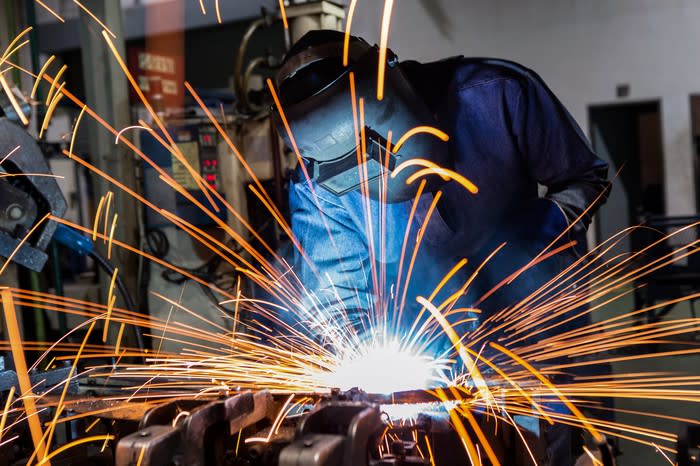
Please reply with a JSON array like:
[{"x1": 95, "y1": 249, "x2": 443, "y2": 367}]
[{"x1": 594, "y1": 291, "x2": 699, "y2": 466}]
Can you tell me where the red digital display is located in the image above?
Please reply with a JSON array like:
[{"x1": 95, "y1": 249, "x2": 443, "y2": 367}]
[{"x1": 205, "y1": 174, "x2": 216, "y2": 182}]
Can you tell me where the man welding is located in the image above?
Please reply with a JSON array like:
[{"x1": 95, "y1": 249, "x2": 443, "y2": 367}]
[{"x1": 272, "y1": 30, "x2": 609, "y2": 465}]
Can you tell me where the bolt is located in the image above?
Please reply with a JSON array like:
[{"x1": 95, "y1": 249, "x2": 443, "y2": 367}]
[
  {"x1": 138, "y1": 430, "x2": 150, "y2": 437},
  {"x1": 303, "y1": 439, "x2": 313, "y2": 447},
  {"x1": 6, "y1": 204, "x2": 23, "y2": 221}
]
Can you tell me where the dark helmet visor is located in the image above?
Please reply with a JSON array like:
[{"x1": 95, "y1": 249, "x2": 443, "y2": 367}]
[{"x1": 279, "y1": 57, "x2": 346, "y2": 107}]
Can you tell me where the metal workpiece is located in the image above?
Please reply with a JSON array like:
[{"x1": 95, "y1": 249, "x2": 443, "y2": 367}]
[
  {"x1": 95, "y1": 385, "x2": 444, "y2": 466},
  {"x1": 181, "y1": 398, "x2": 228, "y2": 466},
  {"x1": 0, "y1": 358, "x2": 76, "y2": 396},
  {"x1": 0, "y1": 117, "x2": 67, "y2": 272},
  {"x1": 278, "y1": 434, "x2": 345, "y2": 466},
  {"x1": 282, "y1": 402, "x2": 383, "y2": 466},
  {"x1": 677, "y1": 426, "x2": 700, "y2": 466},
  {"x1": 281, "y1": 400, "x2": 436, "y2": 466},
  {"x1": 3, "y1": 380, "x2": 620, "y2": 466},
  {"x1": 114, "y1": 390, "x2": 282, "y2": 466},
  {"x1": 115, "y1": 424, "x2": 181, "y2": 466},
  {"x1": 227, "y1": 390, "x2": 278, "y2": 433}
]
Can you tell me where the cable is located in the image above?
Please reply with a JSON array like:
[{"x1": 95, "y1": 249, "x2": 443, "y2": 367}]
[
  {"x1": 145, "y1": 229, "x2": 169, "y2": 257},
  {"x1": 89, "y1": 250, "x2": 145, "y2": 352},
  {"x1": 142, "y1": 228, "x2": 246, "y2": 316}
]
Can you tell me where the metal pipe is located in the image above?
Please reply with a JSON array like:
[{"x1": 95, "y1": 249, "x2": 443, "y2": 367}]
[
  {"x1": 24, "y1": 0, "x2": 43, "y2": 135},
  {"x1": 233, "y1": 17, "x2": 266, "y2": 112},
  {"x1": 240, "y1": 56, "x2": 267, "y2": 114},
  {"x1": 5, "y1": 0, "x2": 21, "y2": 86},
  {"x1": 50, "y1": 241, "x2": 67, "y2": 335},
  {"x1": 269, "y1": 113, "x2": 284, "y2": 211}
]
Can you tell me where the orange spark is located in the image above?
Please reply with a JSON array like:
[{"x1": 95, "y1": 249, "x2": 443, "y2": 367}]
[
  {"x1": 114, "y1": 322, "x2": 126, "y2": 355},
  {"x1": 31, "y1": 55, "x2": 56, "y2": 99},
  {"x1": 35, "y1": 1, "x2": 65, "y2": 22},
  {"x1": 45, "y1": 64, "x2": 67, "y2": 105},
  {"x1": 0, "y1": 145, "x2": 19, "y2": 165},
  {"x1": 278, "y1": 0, "x2": 289, "y2": 29},
  {"x1": 0, "y1": 386, "x2": 15, "y2": 442},
  {"x1": 343, "y1": 0, "x2": 359, "y2": 66},
  {"x1": 37, "y1": 435, "x2": 114, "y2": 465},
  {"x1": 40, "y1": 82, "x2": 65, "y2": 138},
  {"x1": 490, "y1": 342, "x2": 604, "y2": 444},
  {"x1": 107, "y1": 213, "x2": 118, "y2": 259},
  {"x1": 393, "y1": 126, "x2": 449, "y2": 153},
  {"x1": 102, "y1": 191, "x2": 113, "y2": 241},
  {"x1": 0, "y1": 75, "x2": 28, "y2": 126},
  {"x1": 377, "y1": 0, "x2": 395, "y2": 100},
  {"x1": 92, "y1": 194, "x2": 107, "y2": 241},
  {"x1": 0, "y1": 27, "x2": 32, "y2": 64},
  {"x1": 1, "y1": 290, "x2": 48, "y2": 461},
  {"x1": 103, "y1": 267, "x2": 119, "y2": 342},
  {"x1": 0, "y1": 213, "x2": 50, "y2": 276},
  {"x1": 397, "y1": 192, "x2": 442, "y2": 318},
  {"x1": 418, "y1": 297, "x2": 494, "y2": 406},
  {"x1": 68, "y1": 105, "x2": 87, "y2": 159},
  {"x1": 73, "y1": 2, "x2": 116, "y2": 38},
  {"x1": 215, "y1": 0, "x2": 222, "y2": 24}
]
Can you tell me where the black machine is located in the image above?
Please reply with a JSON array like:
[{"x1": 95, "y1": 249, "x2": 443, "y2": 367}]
[
  {"x1": 678, "y1": 425, "x2": 700, "y2": 466},
  {"x1": 0, "y1": 117, "x2": 67, "y2": 272}
]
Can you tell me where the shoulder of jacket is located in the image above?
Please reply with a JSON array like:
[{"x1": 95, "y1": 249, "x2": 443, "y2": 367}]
[
  {"x1": 449, "y1": 57, "x2": 536, "y2": 91},
  {"x1": 403, "y1": 56, "x2": 545, "y2": 94}
]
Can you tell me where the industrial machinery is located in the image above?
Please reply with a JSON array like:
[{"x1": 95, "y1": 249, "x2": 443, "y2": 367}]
[
  {"x1": 140, "y1": 123, "x2": 227, "y2": 228},
  {"x1": 0, "y1": 4, "x2": 656, "y2": 466},
  {"x1": 0, "y1": 364, "x2": 551, "y2": 466},
  {"x1": 0, "y1": 362, "x2": 633, "y2": 466},
  {"x1": 0, "y1": 97, "x2": 143, "y2": 347},
  {"x1": 0, "y1": 116, "x2": 67, "y2": 272}
]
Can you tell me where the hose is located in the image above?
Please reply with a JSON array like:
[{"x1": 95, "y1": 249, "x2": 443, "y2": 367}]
[{"x1": 89, "y1": 250, "x2": 145, "y2": 352}]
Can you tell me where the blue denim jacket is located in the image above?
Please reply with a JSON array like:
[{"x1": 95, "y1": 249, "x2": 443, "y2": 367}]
[{"x1": 288, "y1": 58, "x2": 609, "y2": 331}]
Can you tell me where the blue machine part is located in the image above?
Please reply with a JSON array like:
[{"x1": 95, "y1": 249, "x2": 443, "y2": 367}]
[{"x1": 140, "y1": 125, "x2": 227, "y2": 228}]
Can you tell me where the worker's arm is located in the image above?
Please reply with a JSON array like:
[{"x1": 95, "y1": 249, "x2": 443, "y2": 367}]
[
  {"x1": 472, "y1": 70, "x2": 610, "y2": 320},
  {"x1": 288, "y1": 171, "x2": 372, "y2": 330},
  {"x1": 509, "y1": 70, "x2": 609, "y2": 246},
  {"x1": 289, "y1": 169, "x2": 414, "y2": 332}
]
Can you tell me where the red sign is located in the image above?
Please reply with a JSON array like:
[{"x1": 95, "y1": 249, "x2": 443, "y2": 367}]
[{"x1": 126, "y1": 46, "x2": 184, "y2": 110}]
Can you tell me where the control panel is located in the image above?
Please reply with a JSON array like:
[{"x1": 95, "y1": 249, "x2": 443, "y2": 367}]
[{"x1": 140, "y1": 124, "x2": 227, "y2": 228}]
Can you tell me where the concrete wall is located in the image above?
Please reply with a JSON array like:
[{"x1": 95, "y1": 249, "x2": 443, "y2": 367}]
[{"x1": 352, "y1": 0, "x2": 699, "y2": 216}]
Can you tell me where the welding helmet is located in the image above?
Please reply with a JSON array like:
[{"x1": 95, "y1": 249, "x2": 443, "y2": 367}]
[{"x1": 272, "y1": 30, "x2": 450, "y2": 202}]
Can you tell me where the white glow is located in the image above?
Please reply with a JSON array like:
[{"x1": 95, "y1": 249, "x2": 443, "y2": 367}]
[
  {"x1": 321, "y1": 339, "x2": 444, "y2": 394},
  {"x1": 380, "y1": 401, "x2": 454, "y2": 421}
]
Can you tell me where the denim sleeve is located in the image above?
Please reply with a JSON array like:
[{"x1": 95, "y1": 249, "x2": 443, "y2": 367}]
[
  {"x1": 289, "y1": 172, "x2": 415, "y2": 323},
  {"x1": 289, "y1": 174, "x2": 373, "y2": 320},
  {"x1": 509, "y1": 74, "x2": 610, "y2": 236}
]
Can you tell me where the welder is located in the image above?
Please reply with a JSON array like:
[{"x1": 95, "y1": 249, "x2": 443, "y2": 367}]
[{"x1": 273, "y1": 30, "x2": 609, "y2": 465}]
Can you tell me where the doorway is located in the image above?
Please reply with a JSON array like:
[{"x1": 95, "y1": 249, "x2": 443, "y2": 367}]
[
  {"x1": 688, "y1": 95, "x2": 700, "y2": 211},
  {"x1": 589, "y1": 101, "x2": 664, "y2": 249}
]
